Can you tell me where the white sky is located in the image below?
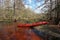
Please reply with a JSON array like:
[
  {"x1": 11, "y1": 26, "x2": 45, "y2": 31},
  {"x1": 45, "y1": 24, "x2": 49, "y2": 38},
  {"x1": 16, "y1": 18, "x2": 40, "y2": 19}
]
[{"x1": 24, "y1": 0, "x2": 45, "y2": 13}]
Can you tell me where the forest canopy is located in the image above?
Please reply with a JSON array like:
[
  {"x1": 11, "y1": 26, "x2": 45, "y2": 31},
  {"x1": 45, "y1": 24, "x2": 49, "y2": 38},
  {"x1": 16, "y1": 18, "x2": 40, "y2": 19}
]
[{"x1": 0, "y1": 0, "x2": 48, "y2": 23}]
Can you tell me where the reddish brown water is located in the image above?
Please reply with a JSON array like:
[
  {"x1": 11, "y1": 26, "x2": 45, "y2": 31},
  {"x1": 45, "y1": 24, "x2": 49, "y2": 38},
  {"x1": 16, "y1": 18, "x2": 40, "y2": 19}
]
[{"x1": 0, "y1": 22, "x2": 43, "y2": 40}]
